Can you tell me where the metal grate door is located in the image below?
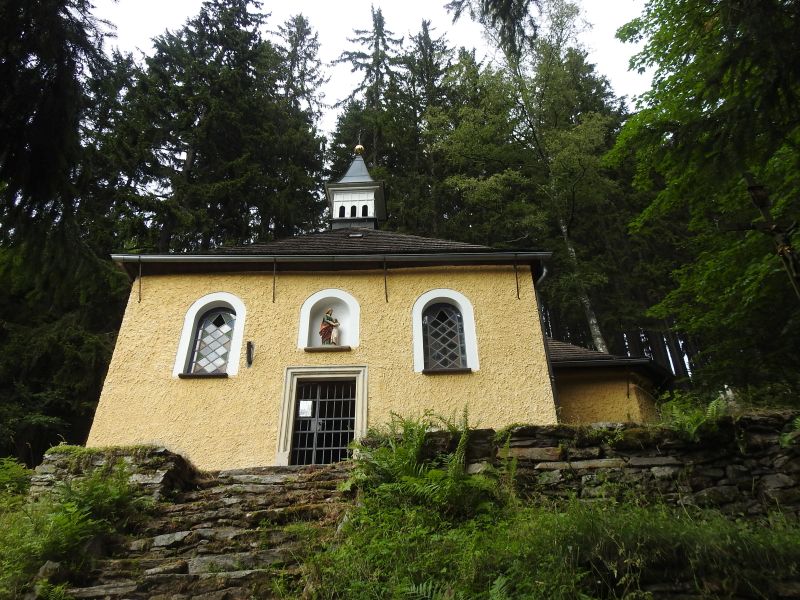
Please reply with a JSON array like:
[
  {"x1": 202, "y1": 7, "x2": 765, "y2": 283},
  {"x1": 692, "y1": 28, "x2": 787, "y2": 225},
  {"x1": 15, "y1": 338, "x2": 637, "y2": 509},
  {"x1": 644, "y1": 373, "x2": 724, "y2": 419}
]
[{"x1": 290, "y1": 380, "x2": 356, "y2": 465}]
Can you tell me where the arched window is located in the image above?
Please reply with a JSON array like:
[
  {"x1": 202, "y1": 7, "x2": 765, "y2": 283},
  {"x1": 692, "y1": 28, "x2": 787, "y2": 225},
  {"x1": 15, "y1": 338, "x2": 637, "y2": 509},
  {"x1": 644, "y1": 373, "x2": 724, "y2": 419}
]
[
  {"x1": 189, "y1": 308, "x2": 235, "y2": 374},
  {"x1": 350, "y1": 205, "x2": 357, "y2": 217},
  {"x1": 338, "y1": 205, "x2": 345, "y2": 218},
  {"x1": 361, "y1": 204, "x2": 369, "y2": 217},
  {"x1": 411, "y1": 289, "x2": 479, "y2": 372},
  {"x1": 422, "y1": 303, "x2": 466, "y2": 370},
  {"x1": 173, "y1": 292, "x2": 246, "y2": 377}
]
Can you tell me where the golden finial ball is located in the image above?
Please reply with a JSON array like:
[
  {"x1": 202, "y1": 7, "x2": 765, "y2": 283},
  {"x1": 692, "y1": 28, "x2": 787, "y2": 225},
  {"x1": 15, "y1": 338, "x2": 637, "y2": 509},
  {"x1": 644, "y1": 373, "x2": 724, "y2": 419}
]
[{"x1": 354, "y1": 144, "x2": 365, "y2": 155}]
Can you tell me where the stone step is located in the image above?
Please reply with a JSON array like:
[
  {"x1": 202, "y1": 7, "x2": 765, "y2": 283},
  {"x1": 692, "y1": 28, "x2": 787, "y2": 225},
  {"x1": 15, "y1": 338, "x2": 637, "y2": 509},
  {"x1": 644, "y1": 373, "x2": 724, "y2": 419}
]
[
  {"x1": 67, "y1": 580, "x2": 139, "y2": 599},
  {"x1": 139, "y1": 569, "x2": 277, "y2": 599},
  {"x1": 73, "y1": 553, "x2": 295, "y2": 598},
  {"x1": 68, "y1": 569, "x2": 284, "y2": 600},
  {"x1": 122, "y1": 528, "x2": 264, "y2": 559},
  {"x1": 60, "y1": 461, "x2": 350, "y2": 599},
  {"x1": 140, "y1": 497, "x2": 346, "y2": 536},
  {"x1": 188, "y1": 463, "x2": 351, "y2": 489},
  {"x1": 88, "y1": 557, "x2": 169, "y2": 581},
  {"x1": 184, "y1": 548, "x2": 290, "y2": 574},
  {"x1": 163, "y1": 484, "x2": 344, "y2": 507}
]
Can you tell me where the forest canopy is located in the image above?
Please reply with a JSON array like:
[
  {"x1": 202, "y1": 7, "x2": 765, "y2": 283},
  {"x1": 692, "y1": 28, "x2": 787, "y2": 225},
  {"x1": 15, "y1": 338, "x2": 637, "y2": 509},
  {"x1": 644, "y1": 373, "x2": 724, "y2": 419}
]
[{"x1": 0, "y1": 0, "x2": 797, "y2": 461}]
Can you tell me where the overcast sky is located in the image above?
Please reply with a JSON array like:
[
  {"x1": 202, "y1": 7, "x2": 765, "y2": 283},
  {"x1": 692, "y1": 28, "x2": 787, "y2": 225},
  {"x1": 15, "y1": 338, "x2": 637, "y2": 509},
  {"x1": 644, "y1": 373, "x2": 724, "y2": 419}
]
[{"x1": 93, "y1": 0, "x2": 650, "y2": 135}]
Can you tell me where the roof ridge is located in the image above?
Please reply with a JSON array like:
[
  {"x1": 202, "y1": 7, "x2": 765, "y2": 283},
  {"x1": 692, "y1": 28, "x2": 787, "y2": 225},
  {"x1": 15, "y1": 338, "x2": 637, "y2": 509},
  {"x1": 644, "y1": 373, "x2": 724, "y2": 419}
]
[{"x1": 211, "y1": 228, "x2": 496, "y2": 255}]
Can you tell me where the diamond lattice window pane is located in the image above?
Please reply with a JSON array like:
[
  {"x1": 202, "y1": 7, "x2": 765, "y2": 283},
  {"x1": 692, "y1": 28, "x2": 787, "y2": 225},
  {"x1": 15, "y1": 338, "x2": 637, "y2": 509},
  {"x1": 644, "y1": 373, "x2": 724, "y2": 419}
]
[
  {"x1": 422, "y1": 303, "x2": 466, "y2": 370},
  {"x1": 190, "y1": 308, "x2": 236, "y2": 374}
]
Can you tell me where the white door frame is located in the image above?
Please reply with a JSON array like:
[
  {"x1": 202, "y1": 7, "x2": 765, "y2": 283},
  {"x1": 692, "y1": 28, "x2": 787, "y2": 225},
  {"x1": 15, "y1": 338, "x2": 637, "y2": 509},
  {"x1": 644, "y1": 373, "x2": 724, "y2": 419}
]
[{"x1": 275, "y1": 365, "x2": 368, "y2": 466}]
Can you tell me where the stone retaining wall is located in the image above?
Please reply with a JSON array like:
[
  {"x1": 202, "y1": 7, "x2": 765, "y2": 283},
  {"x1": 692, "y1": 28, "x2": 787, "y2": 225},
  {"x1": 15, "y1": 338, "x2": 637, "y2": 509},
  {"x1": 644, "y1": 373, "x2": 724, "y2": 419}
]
[
  {"x1": 457, "y1": 410, "x2": 800, "y2": 516},
  {"x1": 25, "y1": 411, "x2": 800, "y2": 598},
  {"x1": 30, "y1": 446, "x2": 196, "y2": 500},
  {"x1": 33, "y1": 410, "x2": 800, "y2": 517}
]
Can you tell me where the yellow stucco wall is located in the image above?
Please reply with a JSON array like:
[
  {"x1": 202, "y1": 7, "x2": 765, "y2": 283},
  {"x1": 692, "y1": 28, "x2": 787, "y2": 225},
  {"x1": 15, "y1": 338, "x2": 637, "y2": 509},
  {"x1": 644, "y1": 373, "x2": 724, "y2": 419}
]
[
  {"x1": 555, "y1": 368, "x2": 657, "y2": 424},
  {"x1": 88, "y1": 265, "x2": 556, "y2": 470}
]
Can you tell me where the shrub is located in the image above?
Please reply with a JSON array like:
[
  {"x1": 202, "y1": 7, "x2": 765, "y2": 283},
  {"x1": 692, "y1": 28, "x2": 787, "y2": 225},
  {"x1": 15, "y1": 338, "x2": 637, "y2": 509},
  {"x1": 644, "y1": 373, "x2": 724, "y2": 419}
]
[
  {"x1": 0, "y1": 461, "x2": 147, "y2": 599},
  {"x1": 55, "y1": 462, "x2": 148, "y2": 529},
  {"x1": 0, "y1": 457, "x2": 32, "y2": 498}
]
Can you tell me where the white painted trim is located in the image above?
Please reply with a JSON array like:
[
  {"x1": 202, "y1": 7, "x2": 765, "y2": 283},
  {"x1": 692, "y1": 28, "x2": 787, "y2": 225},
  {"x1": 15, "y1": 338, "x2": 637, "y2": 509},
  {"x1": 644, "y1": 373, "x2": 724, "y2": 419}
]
[
  {"x1": 297, "y1": 288, "x2": 361, "y2": 348},
  {"x1": 172, "y1": 292, "x2": 247, "y2": 377},
  {"x1": 275, "y1": 365, "x2": 369, "y2": 466},
  {"x1": 411, "y1": 289, "x2": 479, "y2": 373}
]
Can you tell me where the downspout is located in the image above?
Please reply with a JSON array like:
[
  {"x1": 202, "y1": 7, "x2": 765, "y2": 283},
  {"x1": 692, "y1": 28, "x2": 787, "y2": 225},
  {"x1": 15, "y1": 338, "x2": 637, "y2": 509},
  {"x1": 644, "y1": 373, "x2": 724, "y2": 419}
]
[
  {"x1": 137, "y1": 256, "x2": 142, "y2": 303},
  {"x1": 535, "y1": 265, "x2": 548, "y2": 287},
  {"x1": 272, "y1": 258, "x2": 276, "y2": 303},
  {"x1": 383, "y1": 258, "x2": 388, "y2": 302},
  {"x1": 532, "y1": 265, "x2": 559, "y2": 422}
]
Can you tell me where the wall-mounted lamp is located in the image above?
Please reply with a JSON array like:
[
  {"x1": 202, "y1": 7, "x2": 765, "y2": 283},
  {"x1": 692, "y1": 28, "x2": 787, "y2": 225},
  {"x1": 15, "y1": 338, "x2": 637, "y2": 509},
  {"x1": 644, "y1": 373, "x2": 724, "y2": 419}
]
[{"x1": 246, "y1": 341, "x2": 255, "y2": 367}]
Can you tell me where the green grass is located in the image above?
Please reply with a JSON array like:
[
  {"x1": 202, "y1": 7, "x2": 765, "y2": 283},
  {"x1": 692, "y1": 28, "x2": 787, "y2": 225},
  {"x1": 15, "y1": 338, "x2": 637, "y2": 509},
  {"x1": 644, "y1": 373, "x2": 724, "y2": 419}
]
[
  {"x1": 45, "y1": 444, "x2": 157, "y2": 456},
  {"x1": 301, "y1": 414, "x2": 800, "y2": 599}
]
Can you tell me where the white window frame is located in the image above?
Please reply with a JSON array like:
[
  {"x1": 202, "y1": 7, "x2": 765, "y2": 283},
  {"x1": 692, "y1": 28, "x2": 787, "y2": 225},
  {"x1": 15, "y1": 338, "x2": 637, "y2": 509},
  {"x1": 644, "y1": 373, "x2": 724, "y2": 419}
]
[
  {"x1": 411, "y1": 289, "x2": 479, "y2": 373},
  {"x1": 275, "y1": 365, "x2": 368, "y2": 466},
  {"x1": 297, "y1": 288, "x2": 360, "y2": 348},
  {"x1": 173, "y1": 292, "x2": 247, "y2": 377}
]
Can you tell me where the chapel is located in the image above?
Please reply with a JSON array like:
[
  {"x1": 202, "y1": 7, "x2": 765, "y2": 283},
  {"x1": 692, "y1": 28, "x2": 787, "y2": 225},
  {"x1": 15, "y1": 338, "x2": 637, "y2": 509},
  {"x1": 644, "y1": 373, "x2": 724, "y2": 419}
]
[{"x1": 87, "y1": 147, "x2": 664, "y2": 470}]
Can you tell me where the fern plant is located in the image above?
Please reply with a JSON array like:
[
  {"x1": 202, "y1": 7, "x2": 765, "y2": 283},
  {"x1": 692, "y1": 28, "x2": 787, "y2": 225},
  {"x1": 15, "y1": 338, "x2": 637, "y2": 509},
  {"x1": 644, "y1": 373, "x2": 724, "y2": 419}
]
[
  {"x1": 401, "y1": 579, "x2": 452, "y2": 600},
  {"x1": 347, "y1": 409, "x2": 507, "y2": 521},
  {"x1": 779, "y1": 415, "x2": 800, "y2": 448},
  {"x1": 659, "y1": 391, "x2": 731, "y2": 441}
]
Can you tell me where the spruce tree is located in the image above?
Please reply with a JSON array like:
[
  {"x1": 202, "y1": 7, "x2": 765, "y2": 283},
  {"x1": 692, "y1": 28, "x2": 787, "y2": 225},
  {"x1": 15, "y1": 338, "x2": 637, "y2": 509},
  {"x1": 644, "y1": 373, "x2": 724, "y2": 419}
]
[{"x1": 124, "y1": 0, "x2": 325, "y2": 250}]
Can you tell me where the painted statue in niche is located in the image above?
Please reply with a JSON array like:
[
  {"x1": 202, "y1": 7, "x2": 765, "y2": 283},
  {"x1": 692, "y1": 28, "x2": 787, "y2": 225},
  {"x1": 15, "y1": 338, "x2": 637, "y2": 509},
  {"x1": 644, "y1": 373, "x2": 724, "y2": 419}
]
[{"x1": 319, "y1": 308, "x2": 341, "y2": 345}]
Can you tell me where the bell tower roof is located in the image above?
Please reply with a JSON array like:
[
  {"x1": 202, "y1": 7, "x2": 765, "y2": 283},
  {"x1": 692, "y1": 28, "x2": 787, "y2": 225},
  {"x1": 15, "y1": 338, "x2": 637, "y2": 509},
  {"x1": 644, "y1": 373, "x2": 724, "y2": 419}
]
[
  {"x1": 337, "y1": 154, "x2": 374, "y2": 184},
  {"x1": 325, "y1": 146, "x2": 386, "y2": 230}
]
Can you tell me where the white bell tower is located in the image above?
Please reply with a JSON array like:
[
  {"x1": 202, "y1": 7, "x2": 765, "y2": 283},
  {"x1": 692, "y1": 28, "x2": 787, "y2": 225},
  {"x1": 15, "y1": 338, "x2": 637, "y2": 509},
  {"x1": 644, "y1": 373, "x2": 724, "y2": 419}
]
[{"x1": 325, "y1": 145, "x2": 386, "y2": 230}]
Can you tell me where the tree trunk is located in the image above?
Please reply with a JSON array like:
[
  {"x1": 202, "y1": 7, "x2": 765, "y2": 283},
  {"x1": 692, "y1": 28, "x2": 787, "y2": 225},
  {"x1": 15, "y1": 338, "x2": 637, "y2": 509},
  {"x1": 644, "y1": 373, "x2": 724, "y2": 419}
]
[
  {"x1": 663, "y1": 327, "x2": 689, "y2": 379},
  {"x1": 559, "y1": 218, "x2": 609, "y2": 352},
  {"x1": 744, "y1": 172, "x2": 800, "y2": 301},
  {"x1": 157, "y1": 211, "x2": 174, "y2": 253}
]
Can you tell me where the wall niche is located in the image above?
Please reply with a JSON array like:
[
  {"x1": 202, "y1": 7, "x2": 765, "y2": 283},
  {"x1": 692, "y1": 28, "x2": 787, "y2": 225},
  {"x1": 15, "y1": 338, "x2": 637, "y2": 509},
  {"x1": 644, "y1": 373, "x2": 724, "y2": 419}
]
[{"x1": 297, "y1": 288, "x2": 360, "y2": 350}]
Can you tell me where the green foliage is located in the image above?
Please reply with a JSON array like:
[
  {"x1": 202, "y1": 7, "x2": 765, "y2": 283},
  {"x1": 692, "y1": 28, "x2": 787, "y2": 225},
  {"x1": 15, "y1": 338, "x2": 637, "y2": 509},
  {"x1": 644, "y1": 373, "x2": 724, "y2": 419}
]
[
  {"x1": 349, "y1": 411, "x2": 509, "y2": 521},
  {"x1": 56, "y1": 463, "x2": 148, "y2": 529},
  {"x1": 0, "y1": 462, "x2": 146, "y2": 598},
  {"x1": 658, "y1": 391, "x2": 731, "y2": 441},
  {"x1": 0, "y1": 0, "x2": 131, "y2": 463},
  {"x1": 35, "y1": 581, "x2": 75, "y2": 600},
  {"x1": 124, "y1": 0, "x2": 326, "y2": 250},
  {"x1": 45, "y1": 445, "x2": 103, "y2": 456},
  {"x1": 612, "y1": 0, "x2": 800, "y2": 391},
  {"x1": 308, "y1": 490, "x2": 800, "y2": 599},
  {"x1": 0, "y1": 0, "x2": 108, "y2": 232},
  {"x1": 0, "y1": 458, "x2": 32, "y2": 498},
  {"x1": 779, "y1": 416, "x2": 800, "y2": 449}
]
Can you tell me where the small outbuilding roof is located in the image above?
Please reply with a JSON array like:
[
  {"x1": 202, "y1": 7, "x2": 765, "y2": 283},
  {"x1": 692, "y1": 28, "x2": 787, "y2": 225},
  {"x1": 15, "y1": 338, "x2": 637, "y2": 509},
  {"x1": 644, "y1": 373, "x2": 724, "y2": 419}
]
[{"x1": 546, "y1": 338, "x2": 673, "y2": 386}]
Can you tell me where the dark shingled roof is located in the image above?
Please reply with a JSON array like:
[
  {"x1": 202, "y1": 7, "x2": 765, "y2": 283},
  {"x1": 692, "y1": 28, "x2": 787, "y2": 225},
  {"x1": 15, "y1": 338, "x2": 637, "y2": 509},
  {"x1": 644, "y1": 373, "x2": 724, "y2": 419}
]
[
  {"x1": 211, "y1": 228, "x2": 493, "y2": 256},
  {"x1": 546, "y1": 338, "x2": 673, "y2": 386},
  {"x1": 546, "y1": 338, "x2": 620, "y2": 363}
]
